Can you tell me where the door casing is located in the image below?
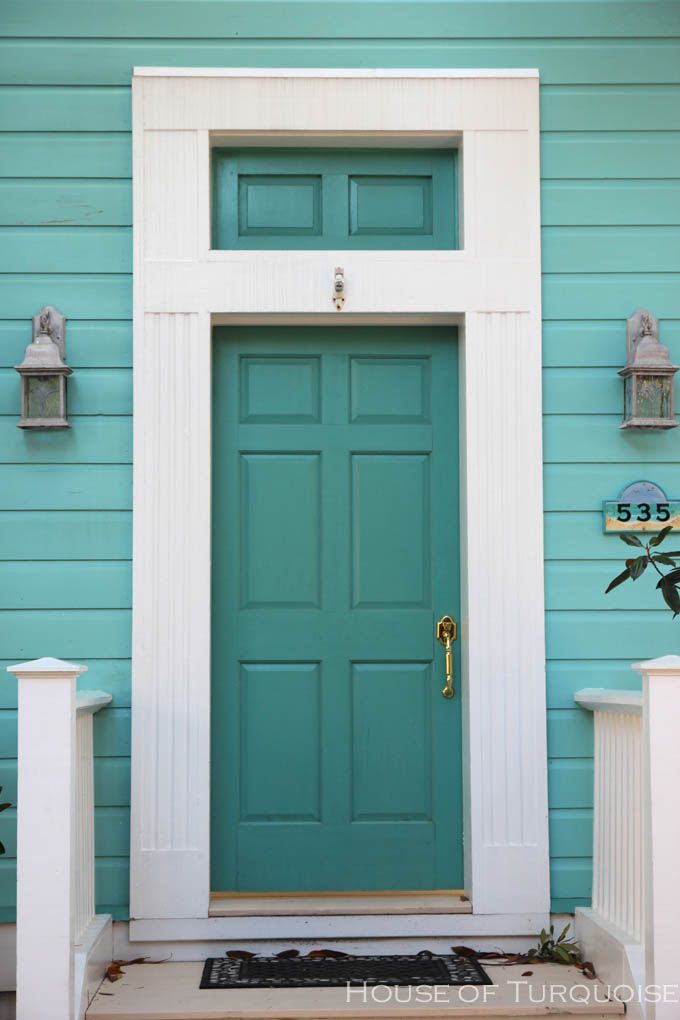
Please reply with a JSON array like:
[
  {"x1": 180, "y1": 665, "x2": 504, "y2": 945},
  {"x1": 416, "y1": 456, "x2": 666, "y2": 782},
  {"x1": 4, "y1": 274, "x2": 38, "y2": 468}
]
[{"x1": 129, "y1": 68, "x2": 549, "y2": 940}]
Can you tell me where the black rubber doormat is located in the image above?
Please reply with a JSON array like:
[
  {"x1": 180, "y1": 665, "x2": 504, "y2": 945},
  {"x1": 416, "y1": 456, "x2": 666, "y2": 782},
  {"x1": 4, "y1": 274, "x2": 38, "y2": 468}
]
[{"x1": 200, "y1": 952, "x2": 492, "y2": 989}]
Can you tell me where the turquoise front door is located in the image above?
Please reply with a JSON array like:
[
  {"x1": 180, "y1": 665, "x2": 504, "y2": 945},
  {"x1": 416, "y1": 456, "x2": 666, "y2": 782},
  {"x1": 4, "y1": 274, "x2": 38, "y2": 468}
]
[{"x1": 211, "y1": 327, "x2": 462, "y2": 892}]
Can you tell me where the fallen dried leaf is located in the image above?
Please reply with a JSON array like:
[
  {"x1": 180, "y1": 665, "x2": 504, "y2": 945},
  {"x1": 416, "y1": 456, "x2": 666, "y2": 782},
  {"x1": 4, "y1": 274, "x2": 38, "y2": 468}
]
[
  {"x1": 306, "y1": 949, "x2": 350, "y2": 959},
  {"x1": 105, "y1": 958, "x2": 152, "y2": 982},
  {"x1": 226, "y1": 950, "x2": 255, "y2": 960}
]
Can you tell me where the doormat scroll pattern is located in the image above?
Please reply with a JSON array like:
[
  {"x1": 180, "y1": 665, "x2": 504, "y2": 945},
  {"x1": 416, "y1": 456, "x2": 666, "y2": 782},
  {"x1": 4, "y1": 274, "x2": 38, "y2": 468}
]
[{"x1": 200, "y1": 952, "x2": 492, "y2": 989}]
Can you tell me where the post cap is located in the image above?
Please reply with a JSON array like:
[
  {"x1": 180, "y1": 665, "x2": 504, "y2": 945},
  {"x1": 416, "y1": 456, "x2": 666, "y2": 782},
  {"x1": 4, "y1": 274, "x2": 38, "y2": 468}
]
[
  {"x1": 632, "y1": 655, "x2": 680, "y2": 675},
  {"x1": 6, "y1": 657, "x2": 88, "y2": 677}
]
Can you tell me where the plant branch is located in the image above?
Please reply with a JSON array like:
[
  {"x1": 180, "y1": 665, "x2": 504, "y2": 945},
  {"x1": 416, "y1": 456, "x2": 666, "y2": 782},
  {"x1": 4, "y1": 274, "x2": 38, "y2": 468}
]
[{"x1": 647, "y1": 546, "x2": 666, "y2": 579}]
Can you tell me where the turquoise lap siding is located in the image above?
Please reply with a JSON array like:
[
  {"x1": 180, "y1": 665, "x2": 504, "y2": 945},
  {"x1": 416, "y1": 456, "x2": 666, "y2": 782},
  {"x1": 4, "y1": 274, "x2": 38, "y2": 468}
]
[{"x1": 1, "y1": 0, "x2": 679, "y2": 919}]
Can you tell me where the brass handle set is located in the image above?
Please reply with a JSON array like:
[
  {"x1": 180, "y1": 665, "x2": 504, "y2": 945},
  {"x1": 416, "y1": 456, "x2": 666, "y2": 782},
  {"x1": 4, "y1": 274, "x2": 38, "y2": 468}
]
[{"x1": 436, "y1": 615, "x2": 457, "y2": 700}]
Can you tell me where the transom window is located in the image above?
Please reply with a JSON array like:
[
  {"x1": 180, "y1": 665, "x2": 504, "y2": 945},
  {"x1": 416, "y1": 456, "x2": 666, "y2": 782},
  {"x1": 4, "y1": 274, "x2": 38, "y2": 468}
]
[{"x1": 212, "y1": 148, "x2": 458, "y2": 250}]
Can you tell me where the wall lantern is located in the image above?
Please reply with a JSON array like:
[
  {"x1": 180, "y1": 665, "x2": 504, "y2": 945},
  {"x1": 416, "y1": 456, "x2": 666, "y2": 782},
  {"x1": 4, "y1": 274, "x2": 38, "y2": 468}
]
[
  {"x1": 620, "y1": 309, "x2": 678, "y2": 430},
  {"x1": 16, "y1": 306, "x2": 71, "y2": 429}
]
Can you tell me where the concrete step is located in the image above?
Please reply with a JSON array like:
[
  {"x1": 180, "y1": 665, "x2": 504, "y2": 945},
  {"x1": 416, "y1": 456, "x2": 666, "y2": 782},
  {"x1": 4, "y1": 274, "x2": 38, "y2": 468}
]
[{"x1": 86, "y1": 961, "x2": 626, "y2": 1020}]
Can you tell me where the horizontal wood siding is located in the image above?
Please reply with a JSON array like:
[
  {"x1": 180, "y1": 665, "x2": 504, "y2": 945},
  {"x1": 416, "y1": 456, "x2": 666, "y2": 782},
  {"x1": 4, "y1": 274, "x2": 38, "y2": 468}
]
[{"x1": 0, "y1": 0, "x2": 678, "y2": 920}]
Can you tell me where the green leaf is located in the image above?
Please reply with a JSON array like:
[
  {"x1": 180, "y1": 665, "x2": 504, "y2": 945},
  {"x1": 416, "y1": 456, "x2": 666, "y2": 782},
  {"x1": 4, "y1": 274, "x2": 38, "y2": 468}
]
[
  {"x1": 652, "y1": 554, "x2": 677, "y2": 567},
  {"x1": 0, "y1": 803, "x2": 10, "y2": 812},
  {"x1": 661, "y1": 567, "x2": 680, "y2": 586},
  {"x1": 659, "y1": 550, "x2": 680, "y2": 557},
  {"x1": 657, "y1": 579, "x2": 680, "y2": 618},
  {"x1": 558, "y1": 923, "x2": 571, "y2": 942},
  {"x1": 620, "y1": 533, "x2": 643, "y2": 547},
  {"x1": 628, "y1": 556, "x2": 648, "y2": 580},
  {"x1": 555, "y1": 946, "x2": 573, "y2": 964},
  {"x1": 605, "y1": 567, "x2": 632, "y2": 594},
  {"x1": 650, "y1": 526, "x2": 674, "y2": 547},
  {"x1": 0, "y1": 841, "x2": 4, "y2": 855}
]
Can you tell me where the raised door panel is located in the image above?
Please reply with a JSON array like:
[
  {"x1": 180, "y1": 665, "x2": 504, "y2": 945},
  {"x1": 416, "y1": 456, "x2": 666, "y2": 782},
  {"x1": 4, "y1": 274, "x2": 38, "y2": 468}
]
[
  {"x1": 350, "y1": 356, "x2": 431, "y2": 423},
  {"x1": 240, "y1": 454, "x2": 321, "y2": 609},
  {"x1": 239, "y1": 663, "x2": 321, "y2": 822},
  {"x1": 238, "y1": 175, "x2": 322, "y2": 237},
  {"x1": 351, "y1": 663, "x2": 432, "y2": 821},
  {"x1": 349, "y1": 176, "x2": 433, "y2": 237},
  {"x1": 351, "y1": 454, "x2": 431, "y2": 609},
  {"x1": 240, "y1": 356, "x2": 320, "y2": 423}
]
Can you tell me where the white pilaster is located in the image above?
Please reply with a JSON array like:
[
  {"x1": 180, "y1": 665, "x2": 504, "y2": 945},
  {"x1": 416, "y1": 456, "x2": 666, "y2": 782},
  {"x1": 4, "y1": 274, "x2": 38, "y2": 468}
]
[
  {"x1": 461, "y1": 311, "x2": 549, "y2": 914},
  {"x1": 633, "y1": 655, "x2": 680, "y2": 1020},
  {"x1": 7, "y1": 657, "x2": 86, "y2": 1020},
  {"x1": 130, "y1": 311, "x2": 212, "y2": 919}
]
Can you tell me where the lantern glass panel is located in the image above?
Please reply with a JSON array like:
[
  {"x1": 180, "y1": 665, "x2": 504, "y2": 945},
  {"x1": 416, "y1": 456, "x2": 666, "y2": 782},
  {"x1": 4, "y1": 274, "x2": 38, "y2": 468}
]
[
  {"x1": 26, "y1": 375, "x2": 62, "y2": 420},
  {"x1": 635, "y1": 374, "x2": 670, "y2": 420},
  {"x1": 624, "y1": 375, "x2": 633, "y2": 421}
]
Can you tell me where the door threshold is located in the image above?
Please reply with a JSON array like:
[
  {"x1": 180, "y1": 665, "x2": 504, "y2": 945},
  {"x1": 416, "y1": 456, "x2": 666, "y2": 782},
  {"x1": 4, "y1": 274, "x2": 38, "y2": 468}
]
[{"x1": 208, "y1": 891, "x2": 471, "y2": 917}]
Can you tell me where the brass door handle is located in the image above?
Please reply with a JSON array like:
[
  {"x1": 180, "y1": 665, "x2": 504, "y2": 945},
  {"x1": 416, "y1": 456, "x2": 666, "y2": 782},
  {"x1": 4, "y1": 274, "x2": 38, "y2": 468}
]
[{"x1": 436, "y1": 615, "x2": 457, "y2": 700}]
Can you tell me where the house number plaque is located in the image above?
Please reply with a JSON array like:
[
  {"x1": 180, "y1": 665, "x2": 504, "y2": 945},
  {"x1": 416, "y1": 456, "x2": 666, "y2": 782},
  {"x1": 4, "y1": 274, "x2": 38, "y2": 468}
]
[{"x1": 603, "y1": 480, "x2": 680, "y2": 533}]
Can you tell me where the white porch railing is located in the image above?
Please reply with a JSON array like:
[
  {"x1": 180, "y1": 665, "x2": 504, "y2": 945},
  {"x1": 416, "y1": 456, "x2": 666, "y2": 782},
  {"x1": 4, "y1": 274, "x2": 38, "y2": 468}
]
[
  {"x1": 574, "y1": 688, "x2": 644, "y2": 942},
  {"x1": 7, "y1": 658, "x2": 114, "y2": 1020},
  {"x1": 575, "y1": 656, "x2": 680, "y2": 1020}
]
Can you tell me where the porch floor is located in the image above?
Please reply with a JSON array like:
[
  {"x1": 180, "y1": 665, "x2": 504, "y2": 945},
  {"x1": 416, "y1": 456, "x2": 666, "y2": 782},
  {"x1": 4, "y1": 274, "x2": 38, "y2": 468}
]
[{"x1": 87, "y1": 961, "x2": 625, "y2": 1019}]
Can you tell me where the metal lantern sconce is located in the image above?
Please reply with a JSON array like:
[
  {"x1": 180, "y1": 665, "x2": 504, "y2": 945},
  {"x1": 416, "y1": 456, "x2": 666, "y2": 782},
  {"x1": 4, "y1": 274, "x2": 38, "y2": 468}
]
[
  {"x1": 16, "y1": 306, "x2": 71, "y2": 429},
  {"x1": 620, "y1": 309, "x2": 678, "y2": 431}
]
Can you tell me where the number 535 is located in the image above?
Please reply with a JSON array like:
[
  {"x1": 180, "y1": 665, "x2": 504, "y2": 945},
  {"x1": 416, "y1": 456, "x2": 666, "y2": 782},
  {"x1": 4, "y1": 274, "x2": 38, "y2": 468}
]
[{"x1": 617, "y1": 502, "x2": 670, "y2": 523}]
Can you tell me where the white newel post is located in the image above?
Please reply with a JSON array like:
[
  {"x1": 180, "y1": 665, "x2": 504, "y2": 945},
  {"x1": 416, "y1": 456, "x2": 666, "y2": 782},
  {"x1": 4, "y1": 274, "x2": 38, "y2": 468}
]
[
  {"x1": 634, "y1": 655, "x2": 680, "y2": 1019},
  {"x1": 8, "y1": 657, "x2": 86, "y2": 1020}
]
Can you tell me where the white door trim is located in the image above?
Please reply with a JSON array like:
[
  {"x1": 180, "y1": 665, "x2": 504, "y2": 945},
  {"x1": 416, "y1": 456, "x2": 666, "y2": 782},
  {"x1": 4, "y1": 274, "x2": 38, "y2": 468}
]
[{"x1": 130, "y1": 68, "x2": 549, "y2": 934}]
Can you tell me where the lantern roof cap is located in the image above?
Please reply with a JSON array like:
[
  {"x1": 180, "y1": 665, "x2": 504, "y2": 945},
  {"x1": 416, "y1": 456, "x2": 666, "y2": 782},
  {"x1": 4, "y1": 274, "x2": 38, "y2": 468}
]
[
  {"x1": 625, "y1": 308, "x2": 677, "y2": 371},
  {"x1": 16, "y1": 333, "x2": 68, "y2": 371},
  {"x1": 16, "y1": 305, "x2": 70, "y2": 373}
]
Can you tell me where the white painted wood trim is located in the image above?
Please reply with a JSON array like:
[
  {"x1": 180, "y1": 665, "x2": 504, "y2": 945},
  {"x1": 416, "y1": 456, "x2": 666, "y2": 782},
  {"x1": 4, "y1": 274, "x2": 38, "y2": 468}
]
[
  {"x1": 7, "y1": 659, "x2": 82, "y2": 1020},
  {"x1": 134, "y1": 66, "x2": 540, "y2": 79},
  {"x1": 633, "y1": 653, "x2": 680, "y2": 675},
  {"x1": 574, "y1": 688, "x2": 643, "y2": 715},
  {"x1": 76, "y1": 691, "x2": 112, "y2": 716},
  {"x1": 119, "y1": 914, "x2": 564, "y2": 954},
  {"x1": 634, "y1": 656, "x2": 680, "y2": 1020},
  {"x1": 7, "y1": 660, "x2": 114, "y2": 1019},
  {"x1": 131, "y1": 68, "x2": 548, "y2": 928},
  {"x1": 591, "y1": 708, "x2": 643, "y2": 942},
  {"x1": 574, "y1": 908, "x2": 645, "y2": 1020},
  {"x1": 129, "y1": 911, "x2": 550, "y2": 943},
  {"x1": 74, "y1": 914, "x2": 113, "y2": 1020}
]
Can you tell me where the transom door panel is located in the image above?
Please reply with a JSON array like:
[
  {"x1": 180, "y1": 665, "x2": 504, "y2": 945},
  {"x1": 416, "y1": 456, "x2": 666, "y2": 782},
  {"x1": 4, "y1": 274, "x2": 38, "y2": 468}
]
[
  {"x1": 211, "y1": 327, "x2": 461, "y2": 892},
  {"x1": 212, "y1": 148, "x2": 458, "y2": 250}
]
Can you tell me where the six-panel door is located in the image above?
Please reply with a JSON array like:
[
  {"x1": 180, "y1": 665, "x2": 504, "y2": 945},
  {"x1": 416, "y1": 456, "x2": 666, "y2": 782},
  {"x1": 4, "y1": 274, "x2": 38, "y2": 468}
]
[{"x1": 211, "y1": 327, "x2": 462, "y2": 892}]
